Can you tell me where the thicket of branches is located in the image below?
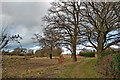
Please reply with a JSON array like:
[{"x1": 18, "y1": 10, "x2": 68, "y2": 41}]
[
  {"x1": 0, "y1": 27, "x2": 22, "y2": 51},
  {"x1": 80, "y1": 2, "x2": 120, "y2": 60},
  {"x1": 32, "y1": 26, "x2": 61, "y2": 59}
]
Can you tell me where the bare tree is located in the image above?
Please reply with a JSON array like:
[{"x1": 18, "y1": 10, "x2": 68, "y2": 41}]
[
  {"x1": 113, "y1": 2, "x2": 120, "y2": 22},
  {"x1": 80, "y1": 2, "x2": 120, "y2": 60},
  {"x1": 0, "y1": 27, "x2": 22, "y2": 51},
  {"x1": 43, "y1": 0, "x2": 83, "y2": 61},
  {"x1": 33, "y1": 26, "x2": 61, "y2": 59}
]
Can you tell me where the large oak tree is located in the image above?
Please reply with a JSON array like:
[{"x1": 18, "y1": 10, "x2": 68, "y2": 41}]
[
  {"x1": 43, "y1": 0, "x2": 83, "y2": 61},
  {"x1": 80, "y1": 2, "x2": 120, "y2": 60}
]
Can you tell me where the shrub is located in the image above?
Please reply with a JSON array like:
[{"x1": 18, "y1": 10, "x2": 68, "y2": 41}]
[
  {"x1": 101, "y1": 50, "x2": 117, "y2": 58},
  {"x1": 113, "y1": 54, "x2": 120, "y2": 78},
  {"x1": 99, "y1": 54, "x2": 120, "y2": 78},
  {"x1": 19, "y1": 54, "x2": 25, "y2": 56},
  {"x1": 79, "y1": 52, "x2": 95, "y2": 57},
  {"x1": 26, "y1": 53, "x2": 34, "y2": 56},
  {"x1": 113, "y1": 54, "x2": 120, "y2": 71},
  {"x1": 35, "y1": 47, "x2": 62, "y2": 57},
  {"x1": 117, "y1": 49, "x2": 120, "y2": 53}
]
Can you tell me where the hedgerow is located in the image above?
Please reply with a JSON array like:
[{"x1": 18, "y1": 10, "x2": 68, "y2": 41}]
[{"x1": 79, "y1": 52, "x2": 95, "y2": 57}]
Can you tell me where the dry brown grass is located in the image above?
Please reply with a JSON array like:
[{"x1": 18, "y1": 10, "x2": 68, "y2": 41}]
[
  {"x1": 2, "y1": 55, "x2": 58, "y2": 78},
  {"x1": 2, "y1": 55, "x2": 98, "y2": 78}
]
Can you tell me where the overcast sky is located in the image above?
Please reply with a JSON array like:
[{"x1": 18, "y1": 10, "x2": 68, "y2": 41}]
[
  {"x1": 1, "y1": 1, "x2": 52, "y2": 50},
  {"x1": 0, "y1": 0, "x2": 119, "y2": 53},
  {"x1": 0, "y1": 0, "x2": 94, "y2": 53}
]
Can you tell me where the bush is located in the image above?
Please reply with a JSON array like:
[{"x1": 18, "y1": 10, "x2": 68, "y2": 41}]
[
  {"x1": 117, "y1": 49, "x2": 120, "y2": 53},
  {"x1": 98, "y1": 54, "x2": 120, "y2": 78},
  {"x1": 113, "y1": 54, "x2": 120, "y2": 71},
  {"x1": 113, "y1": 54, "x2": 120, "y2": 78},
  {"x1": 79, "y1": 52, "x2": 95, "y2": 57},
  {"x1": 35, "y1": 47, "x2": 62, "y2": 57},
  {"x1": 19, "y1": 54, "x2": 25, "y2": 56},
  {"x1": 26, "y1": 53, "x2": 34, "y2": 56},
  {"x1": 101, "y1": 50, "x2": 117, "y2": 58}
]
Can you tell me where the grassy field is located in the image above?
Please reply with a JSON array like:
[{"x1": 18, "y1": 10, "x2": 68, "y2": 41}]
[
  {"x1": 2, "y1": 55, "x2": 102, "y2": 78},
  {"x1": 56, "y1": 59, "x2": 99, "y2": 78}
]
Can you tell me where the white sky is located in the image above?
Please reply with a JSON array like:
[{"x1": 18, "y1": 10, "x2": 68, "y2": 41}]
[{"x1": 1, "y1": 0, "x2": 55, "y2": 2}]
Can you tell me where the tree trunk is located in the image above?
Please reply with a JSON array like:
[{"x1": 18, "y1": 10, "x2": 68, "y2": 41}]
[
  {"x1": 97, "y1": 32, "x2": 104, "y2": 62},
  {"x1": 50, "y1": 46, "x2": 53, "y2": 59},
  {"x1": 97, "y1": 40, "x2": 104, "y2": 62},
  {"x1": 97, "y1": 48, "x2": 102, "y2": 62},
  {"x1": 72, "y1": 45, "x2": 77, "y2": 62}
]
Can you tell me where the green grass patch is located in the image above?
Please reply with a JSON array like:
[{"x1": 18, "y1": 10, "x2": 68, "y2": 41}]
[
  {"x1": 82, "y1": 59, "x2": 97, "y2": 77},
  {"x1": 55, "y1": 58, "x2": 101, "y2": 78}
]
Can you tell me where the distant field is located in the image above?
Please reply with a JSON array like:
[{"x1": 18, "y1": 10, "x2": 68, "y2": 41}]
[{"x1": 2, "y1": 55, "x2": 102, "y2": 78}]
